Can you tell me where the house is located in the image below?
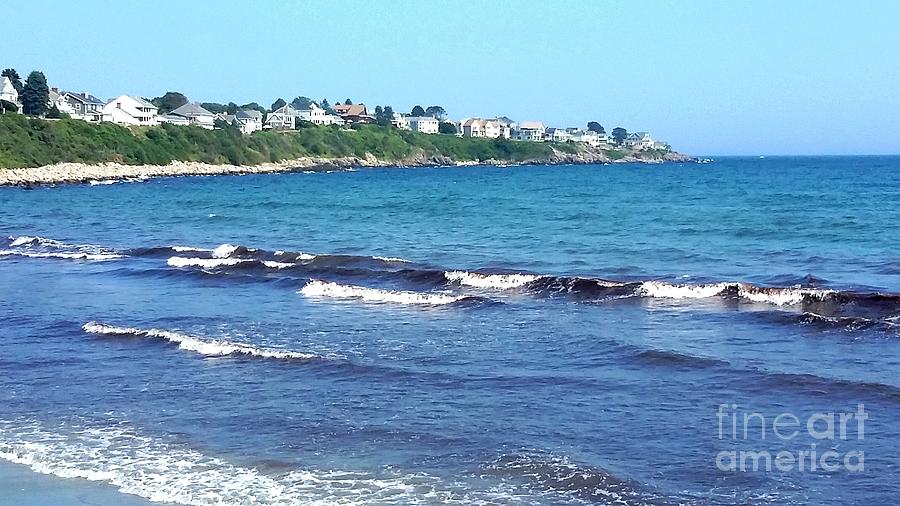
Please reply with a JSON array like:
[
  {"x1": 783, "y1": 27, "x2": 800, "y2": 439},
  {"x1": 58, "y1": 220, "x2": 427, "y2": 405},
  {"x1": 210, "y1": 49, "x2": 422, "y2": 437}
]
[
  {"x1": 296, "y1": 103, "x2": 343, "y2": 126},
  {"x1": 407, "y1": 116, "x2": 439, "y2": 134},
  {"x1": 167, "y1": 102, "x2": 216, "y2": 129},
  {"x1": 494, "y1": 117, "x2": 516, "y2": 139},
  {"x1": 48, "y1": 88, "x2": 75, "y2": 116},
  {"x1": 63, "y1": 92, "x2": 107, "y2": 122},
  {"x1": 265, "y1": 104, "x2": 299, "y2": 130},
  {"x1": 482, "y1": 119, "x2": 502, "y2": 139},
  {"x1": 625, "y1": 132, "x2": 654, "y2": 150},
  {"x1": 516, "y1": 121, "x2": 546, "y2": 141},
  {"x1": 103, "y1": 95, "x2": 159, "y2": 126},
  {"x1": 392, "y1": 113, "x2": 411, "y2": 130},
  {"x1": 232, "y1": 109, "x2": 263, "y2": 134},
  {"x1": 158, "y1": 114, "x2": 191, "y2": 126},
  {"x1": 1, "y1": 76, "x2": 19, "y2": 110},
  {"x1": 460, "y1": 118, "x2": 485, "y2": 137},
  {"x1": 546, "y1": 128, "x2": 572, "y2": 143},
  {"x1": 333, "y1": 103, "x2": 373, "y2": 123}
]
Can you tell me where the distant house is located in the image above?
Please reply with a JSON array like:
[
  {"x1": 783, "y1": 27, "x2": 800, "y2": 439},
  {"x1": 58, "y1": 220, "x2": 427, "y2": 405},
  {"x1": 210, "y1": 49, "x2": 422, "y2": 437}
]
[
  {"x1": 494, "y1": 117, "x2": 516, "y2": 139},
  {"x1": 265, "y1": 104, "x2": 298, "y2": 130},
  {"x1": 158, "y1": 114, "x2": 191, "y2": 126},
  {"x1": 392, "y1": 113, "x2": 411, "y2": 130},
  {"x1": 48, "y1": 87, "x2": 76, "y2": 116},
  {"x1": 407, "y1": 116, "x2": 439, "y2": 134},
  {"x1": 516, "y1": 121, "x2": 546, "y2": 141},
  {"x1": 460, "y1": 118, "x2": 485, "y2": 137},
  {"x1": 1, "y1": 76, "x2": 19, "y2": 111},
  {"x1": 333, "y1": 103, "x2": 373, "y2": 123},
  {"x1": 569, "y1": 129, "x2": 601, "y2": 147},
  {"x1": 167, "y1": 102, "x2": 216, "y2": 129},
  {"x1": 103, "y1": 95, "x2": 159, "y2": 126},
  {"x1": 296, "y1": 103, "x2": 343, "y2": 126},
  {"x1": 482, "y1": 119, "x2": 502, "y2": 139},
  {"x1": 546, "y1": 128, "x2": 572, "y2": 143},
  {"x1": 63, "y1": 92, "x2": 107, "y2": 122},
  {"x1": 625, "y1": 132, "x2": 654, "y2": 150},
  {"x1": 232, "y1": 109, "x2": 263, "y2": 134}
]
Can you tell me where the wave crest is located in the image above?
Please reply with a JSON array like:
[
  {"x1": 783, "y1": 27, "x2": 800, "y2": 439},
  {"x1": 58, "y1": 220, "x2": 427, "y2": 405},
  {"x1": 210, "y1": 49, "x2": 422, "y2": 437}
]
[
  {"x1": 300, "y1": 280, "x2": 472, "y2": 305},
  {"x1": 82, "y1": 321, "x2": 319, "y2": 361},
  {"x1": 444, "y1": 271, "x2": 540, "y2": 290}
]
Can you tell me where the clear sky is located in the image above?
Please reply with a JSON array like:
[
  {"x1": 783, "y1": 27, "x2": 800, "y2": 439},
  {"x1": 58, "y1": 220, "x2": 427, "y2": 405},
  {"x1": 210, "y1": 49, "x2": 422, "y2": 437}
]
[{"x1": 4, "y1": 0, "x2": 899, "y2": 155}]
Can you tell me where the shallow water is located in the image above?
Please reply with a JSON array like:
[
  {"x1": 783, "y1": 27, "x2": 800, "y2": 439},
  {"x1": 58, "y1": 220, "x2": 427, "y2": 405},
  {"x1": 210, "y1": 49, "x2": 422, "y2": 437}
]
[{"x1": 1, "y1": 157, "x2": 899, "y2": 504}]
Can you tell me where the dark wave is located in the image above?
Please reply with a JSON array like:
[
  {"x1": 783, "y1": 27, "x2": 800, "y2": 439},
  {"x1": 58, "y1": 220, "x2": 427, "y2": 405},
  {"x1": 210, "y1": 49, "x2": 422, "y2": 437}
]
[
  {"x1": 630, "y1": 348, "x2": 729, "y2": 369},
  {"x1": 484, "y1": 452, "x2": 667, "y2": 505}
]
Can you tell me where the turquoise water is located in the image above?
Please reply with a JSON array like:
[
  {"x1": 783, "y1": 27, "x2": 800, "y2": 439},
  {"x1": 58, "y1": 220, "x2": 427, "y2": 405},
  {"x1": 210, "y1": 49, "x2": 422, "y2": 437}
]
[{"x1": 1, "y1": 157, "x2": 899, "y2": 504}]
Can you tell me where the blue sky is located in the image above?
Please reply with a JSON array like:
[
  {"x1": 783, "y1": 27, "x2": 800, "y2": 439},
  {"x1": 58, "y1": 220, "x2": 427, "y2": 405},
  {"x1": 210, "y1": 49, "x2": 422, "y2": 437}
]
[{"x1": 5, "y1": 0, "x2": 899, "y2": 155}]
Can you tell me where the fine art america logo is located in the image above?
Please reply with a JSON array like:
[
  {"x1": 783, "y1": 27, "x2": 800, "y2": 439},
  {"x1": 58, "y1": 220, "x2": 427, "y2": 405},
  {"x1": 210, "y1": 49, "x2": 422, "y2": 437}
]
[{"x1": 716, "y1": 404, "x2": 867, "y2": 472}]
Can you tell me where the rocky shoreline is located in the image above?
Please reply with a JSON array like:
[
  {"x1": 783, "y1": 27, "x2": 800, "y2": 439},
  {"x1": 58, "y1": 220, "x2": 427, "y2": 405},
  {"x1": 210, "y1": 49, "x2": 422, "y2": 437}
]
[{"x1": 0, "y1": 148, "x2": 693, "y2": 187}]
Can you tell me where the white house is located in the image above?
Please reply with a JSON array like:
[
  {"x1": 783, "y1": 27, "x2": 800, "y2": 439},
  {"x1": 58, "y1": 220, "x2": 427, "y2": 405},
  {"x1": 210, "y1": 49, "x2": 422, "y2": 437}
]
[
  {"x1": 625, "y1": 132, "x2": 654, "y2": 150},
  {"x1": 296, "y1": 103, "x2": 343, "y2": 126},
  {"x1": 48, "y1": 88, "x2": 76, "y2": 116},
  {"x1": 233, "y1": 109, "x2": 263, "y2": 133},
  {"x1": 265, "y1": 104, "x2": 298, "y2": 130},
  {"x1": 482, "y1": 119, "x2": 502, "y2": 139},
  {"x1": 392, "y1": 113, "x2": 411, "y2": 130},
  {"x1": 158, "y1": 114, "x2": 190, "y2": 126},
  {"x1": 103, "y1": 95, "x2": 159, "y2": 126},
  {"x1": 460, "y1": 118, "x2": 485, "y2": 137},
  {"x1": 63, "y1": 92, "x2": 107, "y2": 122},
  {"x1": 167, "y1": 102, "x2": 215, "y2": 129},
  {"x1": 516, "y1": 121, "x2": 546, "y2": 141},
  {"x1": 407, "y1": 116, "x2": 439, "y2": 134},
  {"x1": 1, "y1": 76, "x2": 19, "y2": 110},
  {"x1": 546, "y1": 128, "x2": 572, "y2": 143},
  {"x1": 495, "y1": 117, "x2": 516, "y2": 139}
]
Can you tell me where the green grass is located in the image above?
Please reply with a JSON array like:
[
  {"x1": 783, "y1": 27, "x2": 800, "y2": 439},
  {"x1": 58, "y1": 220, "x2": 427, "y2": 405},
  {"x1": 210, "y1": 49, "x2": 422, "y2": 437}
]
[{"x1": 0, "y1": 115, "x2": 583, "y2": 169}]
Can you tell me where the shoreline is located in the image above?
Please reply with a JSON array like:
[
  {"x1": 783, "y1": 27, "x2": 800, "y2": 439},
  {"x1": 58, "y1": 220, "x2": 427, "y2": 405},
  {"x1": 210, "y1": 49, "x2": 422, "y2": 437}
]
[{"x1": 0, "y1": 148, "x2": 693, "y2": 187}]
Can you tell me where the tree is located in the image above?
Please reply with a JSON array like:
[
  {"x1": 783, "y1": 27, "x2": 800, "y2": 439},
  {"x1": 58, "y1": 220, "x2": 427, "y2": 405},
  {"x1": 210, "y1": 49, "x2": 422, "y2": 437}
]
[
  {"x1": 270, "y1": 98, "x2": 287, "y2": 112},
  {"x1": 240, "y1": 102, "x2": 266, "y2": 114},
  {"x1": 226, "y1": 102, "x2": 239, "y2": 115},
  {"x1": 374, "y1": 105, "x2": 383, "y2": 118},
  {"x1": 410, "y1": 105, "x2": 425, "y2": 117},
  {"x1": 21, "y1": 71, "x2": 50, "y2": 116},
  {"x1": 320, "y1": 99, "x2": 333, "y2": 114},
  {"x1": 587, "y1": 121, "x2": 605, "y2": 134},
  {"x1": 46, "y1": 105, "x2": 69, "y2": 119},
  {"x1": 344, "y1": 98, "x2": 352, "y2": 105},
  {"x1": 612, "y1": 127, "x2": 628, "y2": 145},
  {"x1": 151, "y1": 91, "x2": 188, "y2": 114},
  {"x1": 376, "y1": 105, "x2": 394, "y2": 126},
  {"x1": 438, "y1": 121, "x2": 457, "y2": 134},
  {"x1": 201, "y1": 102, "x2": 229, "y2": 114},
  {"x1": 425, "y1": 105, "x2": 446, "y2": 120},
  {"x1": 1, "y1": 68, "x2": 24, "y2": 95},
  {"x1": 291, "y1": 96, "x2": 313, "y2": 109}
]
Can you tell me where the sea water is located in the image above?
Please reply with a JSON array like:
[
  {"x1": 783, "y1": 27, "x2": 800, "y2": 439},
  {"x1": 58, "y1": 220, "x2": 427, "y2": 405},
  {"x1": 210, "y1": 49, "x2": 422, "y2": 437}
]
[{"x1": 1, "y1": 157, "x2": 899, "y2": 504}]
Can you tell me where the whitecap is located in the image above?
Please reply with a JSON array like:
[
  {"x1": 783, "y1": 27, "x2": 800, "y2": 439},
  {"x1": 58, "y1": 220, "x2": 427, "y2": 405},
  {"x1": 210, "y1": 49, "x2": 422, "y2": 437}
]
[
  {"x1": 638, "y1": 281, "x2": 731, "y2": 299},
  {"x1": 211, "y1": 244, "x2": 239, "y2": 258},
  {"x1": 82, "y1": 321, "x2": 318, "y2": 360},
  {"x1": 300, "y1": 280, "x2": 467, "y2": 305},
  {"x1": 167, "y1": 256, "x2": 252, "y2": 269},
  {"x1": 372, "y1": 256, "x2": 411, "y2": 263},
  {"x1": 444, "y1": 271, "x2": 540, "y2": 290},
  {"x1": 0, "y1": 250, "x2": 123, "y2": 261}
]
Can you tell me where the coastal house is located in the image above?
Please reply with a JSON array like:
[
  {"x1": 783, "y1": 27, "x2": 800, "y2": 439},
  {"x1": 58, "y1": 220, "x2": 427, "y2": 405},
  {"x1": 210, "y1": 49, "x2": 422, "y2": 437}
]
[
  {"x1": 569, "y1": 129, "x2": 603, "y2": 147},
  {"x1": 167, "y1": 102, "x2": 216, "y2": 129},
  {"x1": 0, "y1": 76, "x2": 20, "y2": 111},
  {"x1": 494, "y1": 117, "x2": 516, "y2": 139},
  {"x1": 392, "y1": 113, "x2": 411, "y2": 130},
  {"x1": 546, "y1": 128, "x2": 572, "y2": 143},
  {"x1": 232, "y1": 109, "x2": 263, "y2": 133},
  {"x1": 516, "y1": 121, "x2": 546, "y2": 142},
  {"x1": 158, "y1": 113, "x2": 191, "y2": 126},
  {"x1": 48, "y1": 87, "x2": 76, "y2": 116},
  {"x1": 460, "y1": 118, "x2": 485, "y2": 137},
  {"x1": 625, "y1": 132, "x2": 654, "y2": 150},
  {"x1": 63, "y1": 92, "x2": 107, "y2": 122},
  {"x1": 103, "y1": 95, "x2": 159, "y2": 126},
  {"x1": 265, "y1": 104, "x2": 299, "y2": 130},
  {"x1": 333, "y1": 103, "x2": 374, "y2": 123},
  {"x1": 296, "y1": 103, "x2": 343, "y2": 126},
  {"x1": 407, "y1": 116, "x2": 439, "y2": 134}
]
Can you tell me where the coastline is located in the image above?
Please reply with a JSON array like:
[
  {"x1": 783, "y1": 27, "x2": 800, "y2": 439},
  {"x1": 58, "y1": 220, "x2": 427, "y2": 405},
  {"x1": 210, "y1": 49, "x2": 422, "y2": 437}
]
[{"x1": 0, "y1": 148, "x2": 693, "y2": 187}]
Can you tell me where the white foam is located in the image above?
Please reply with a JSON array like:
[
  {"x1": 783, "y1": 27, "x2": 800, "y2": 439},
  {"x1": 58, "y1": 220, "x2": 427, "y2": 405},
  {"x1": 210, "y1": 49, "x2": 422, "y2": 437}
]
[
  {"x1": 737, "y1": 284, "x2": 833, "y2": 305},
  {"x1": 639, "y1": 281, "x2": 730, "y2": 299},
  {"x1": 300, "y1": 280, "x2": 467, "y2": 305},
  {"x1": 372, "y1": 256, "x2": 411, "y2": 263},
  {"x1": 82, "y1": 322, "x2": 318, "y2": 360},
  {"x1": 211, "y1": 244, "x2": 239, "y2": 258},
  {"x1": 167, "y1": 257, "x2": 251, "y2": 269},
  {"x1": 296, "y1": 253, "x2": 317, "y2": 260},
  {"x1": 0, "y1": 250, "x2": 123, "y2": 261},
  {"x1": 262, "y1": 260, "x2": 296, "y2": 269},
  {"x1": 444, "y1": 271, "x2": 539, "y2": 290},
  {"x1": 171, "y1": 246, "x2": 209, "y2": 253},
  {"x1": 0, "y1": 421, "x2": 516, "y2": 505}
]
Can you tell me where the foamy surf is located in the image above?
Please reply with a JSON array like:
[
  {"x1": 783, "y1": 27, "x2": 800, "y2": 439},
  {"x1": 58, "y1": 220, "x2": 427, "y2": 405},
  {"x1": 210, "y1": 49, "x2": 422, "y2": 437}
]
[
  {"x1": 300, "y1": 280, "x2": 469, "y2": 305},
  {"x1": 4, "y1": 235, "x2": 124, "y2": 261},
  {"x1": 0, "y1": 421, "x2": 521, "y2": 506},
  {"x1": 444, "y1": 270, "x2": 540, "y2": 290},
  {"x1": 638, "y1": 280, "x2": 835, "y2": 305},
  {"x1": 167, "y1": 256, "x2": 252, "y2": 269},
  {"x1": 82, "y1": 322, "x2": 319, "y2": 361}
]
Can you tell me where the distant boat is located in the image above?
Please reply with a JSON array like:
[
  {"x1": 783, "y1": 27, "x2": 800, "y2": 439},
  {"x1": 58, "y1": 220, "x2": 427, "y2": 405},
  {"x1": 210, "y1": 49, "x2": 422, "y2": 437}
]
[{"x1": 759, "y1": 156, "x2": 765, "y2": 159}]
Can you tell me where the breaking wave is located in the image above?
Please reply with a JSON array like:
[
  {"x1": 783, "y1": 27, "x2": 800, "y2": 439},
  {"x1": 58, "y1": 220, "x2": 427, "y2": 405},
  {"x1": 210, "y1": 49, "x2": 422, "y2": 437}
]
[
  {"x1": 300, "y1": 280, "x2": 476, "y2": 305},
  {"x1": 167, "y1": 256, "x2": 254, "y2": 269},
  {"x1": 2, "y1": 235, "x2": 124, "y2": 261},
  {"x1": 444, "y1": 270, "x2": 540, "y2": 290},
  {"x1": 82, "y1": 321, "x2": 320, "y2": 361},
  {"x1": 0, "y1": 421, "x2": 533, "y2": 506}
]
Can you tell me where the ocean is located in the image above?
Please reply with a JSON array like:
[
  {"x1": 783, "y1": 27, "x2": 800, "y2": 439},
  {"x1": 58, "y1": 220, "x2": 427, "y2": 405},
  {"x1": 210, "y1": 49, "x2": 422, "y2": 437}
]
[{"x1": 1, "y1": 157, "x2": 899, "y2": 505}]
